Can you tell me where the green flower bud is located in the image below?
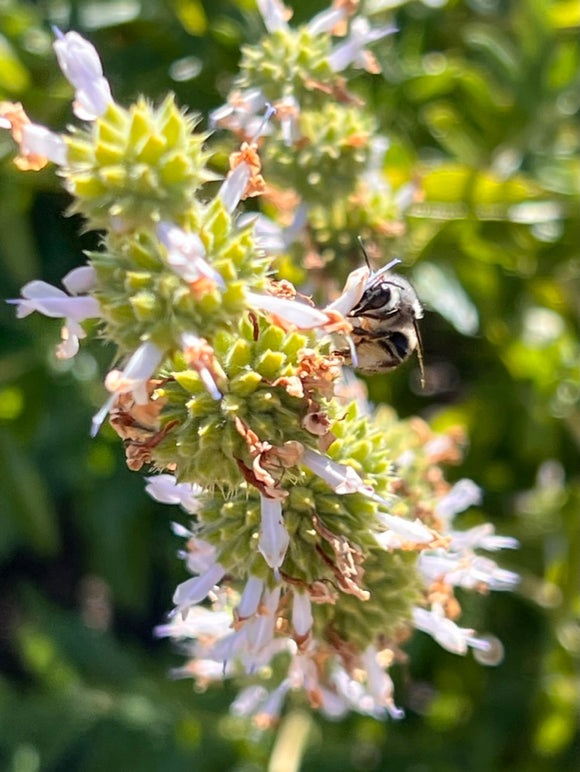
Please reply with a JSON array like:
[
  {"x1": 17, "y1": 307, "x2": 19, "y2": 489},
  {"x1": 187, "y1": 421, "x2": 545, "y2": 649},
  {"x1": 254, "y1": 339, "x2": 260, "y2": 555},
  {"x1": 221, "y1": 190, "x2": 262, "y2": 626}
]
[{"x1": 63, "y1": 95, "x2": 213, "y2": 229}]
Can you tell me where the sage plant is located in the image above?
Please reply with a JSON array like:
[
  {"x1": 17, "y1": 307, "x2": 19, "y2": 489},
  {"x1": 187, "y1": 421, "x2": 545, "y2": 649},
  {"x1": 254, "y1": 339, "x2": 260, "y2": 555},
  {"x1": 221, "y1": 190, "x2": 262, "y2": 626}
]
[{"x1": 2, "y1": 2, "x2": 518, "y2": 726}]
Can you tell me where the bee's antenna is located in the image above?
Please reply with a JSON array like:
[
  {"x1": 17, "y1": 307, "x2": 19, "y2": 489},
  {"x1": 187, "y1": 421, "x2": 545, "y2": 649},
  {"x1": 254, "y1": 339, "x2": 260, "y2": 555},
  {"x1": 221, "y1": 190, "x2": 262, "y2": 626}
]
[
  {"x1": 356, "y1": 236, "x2": 372, "y2": 271},
  {"x1": 413, "y1": 318, "x2": 426, "y2": 390}
]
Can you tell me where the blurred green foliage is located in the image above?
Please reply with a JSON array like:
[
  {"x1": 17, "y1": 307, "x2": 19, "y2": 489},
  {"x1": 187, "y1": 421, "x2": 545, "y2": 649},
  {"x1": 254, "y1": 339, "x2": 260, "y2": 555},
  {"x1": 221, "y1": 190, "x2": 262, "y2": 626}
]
[{"x1": 0, "y1": 0, "x2": 578, "y2": 770}]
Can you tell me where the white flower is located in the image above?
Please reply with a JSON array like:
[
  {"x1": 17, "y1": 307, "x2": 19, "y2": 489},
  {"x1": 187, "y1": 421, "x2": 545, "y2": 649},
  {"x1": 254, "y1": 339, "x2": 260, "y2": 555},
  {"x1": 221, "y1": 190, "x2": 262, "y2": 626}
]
[
  {"x1": 156, "y1": 222, "x2": 225, "y2": 288},
  {"x1": 328, "y1": 18, "x2": 396, "y2": 72},
  {"x1": 237, "y1": 575, "x2": 265, "y2": 620},
  {"x1": 202, "y1": 587, "x2": 291, "y2": 674},
  {"x1": 275, "y1": 94, "x2": 301, "y2": 146},
  {"x1": 256, "y1": 0, "x2": 290, "y2": 33},
  {"x1": 292, "y1": 590, "x2": 313, "y2": 638},
  {"x1": 258, "y1": 494, "x2": 290, "y2": 573},
  {"x1": 182, "y1": 537, "x2": 218, "y2": 576},
  {"x1": 326, "y1": 259, "x2": 402, "y2": 318},
  {"x1": 20, "y1": 124, "x2": 68, "y2": 166},
  {"x1": 417, "y1": 551, "x2": 519, "y2": 591},
  {"x1": 155, "y1": 606, "x2": 231, "y2": 640},
  {"x1": 218, "y1": 162, "x2": 251, "y2": 213},
  {"x1": 239, "y1": 204, "x2": 307, "y2": 255},
  {"x1": 374, "y1": 514, "x2": 434, "y2": 545},
  {"x1": 172, "y1": 562, "x2": 226, "y2": 618},
  {"x1": 180, "y1": 333, "x2": 223, "y2": 401},
  {"x1": 307, "y1": 6, "x2": 346, "y2": 35},
  {"x1": 91, "y1": 340, "x2": 164, "y2": 436},
  {"x1": 253, "y1": 679, "x2": 291, "y2": 728},
  {"x1": 462, "y1": 556, "x2": 520, "y2": 591},
  {"x1": 412, "y1": 607, "x2": 491, "y2": 656},
  {"x1": 144, "y1": 474, "x2": 203, "y2": 514},
  {"x1": 246, "y1": 290, "x2": 329, "y2": 329},
  {"x1": 170, "y1": 658, "x2": 235, "y2": 682},
  {"x1": 361, "y1": 646, "x2": 405, "y2": 719},
  {"x1": 230, "y1": 685, "x2": 269, "y2": 717},
  {"x1": 8, "y1": 266, "x2": 100, "y2": 359},
  {"x1": 449, "y1": 523, "x2": 519, "y2": 552},
  {"x1": 435, "y1": 479, "x2": 482, "y2": 521},
  {"x1": 301, "y1": 447, "x2": 377, "y2": 497},
  {"x1": 209, "y1": 88, "x2": 267, "y2": 135},
  {"x1": 53, "y1": 29, "x2": 112, "y2": 120}
]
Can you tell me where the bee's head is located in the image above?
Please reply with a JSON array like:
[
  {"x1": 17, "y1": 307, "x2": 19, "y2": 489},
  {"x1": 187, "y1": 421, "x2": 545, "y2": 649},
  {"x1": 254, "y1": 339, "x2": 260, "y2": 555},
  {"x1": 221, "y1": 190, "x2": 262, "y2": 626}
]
[{"x1": 348, "y1": 274, "x2": 423, "y2": 323}]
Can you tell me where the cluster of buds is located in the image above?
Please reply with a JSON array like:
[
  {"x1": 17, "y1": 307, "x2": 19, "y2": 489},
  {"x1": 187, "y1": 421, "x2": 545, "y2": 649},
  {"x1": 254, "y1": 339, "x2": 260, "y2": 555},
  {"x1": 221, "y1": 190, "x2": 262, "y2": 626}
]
[
  {"x1": 211, "y1": 0, "x2": 420, "y2": 284},
  {"x1": 2, "y1": 4, "x2": 517, "y2": 728}
]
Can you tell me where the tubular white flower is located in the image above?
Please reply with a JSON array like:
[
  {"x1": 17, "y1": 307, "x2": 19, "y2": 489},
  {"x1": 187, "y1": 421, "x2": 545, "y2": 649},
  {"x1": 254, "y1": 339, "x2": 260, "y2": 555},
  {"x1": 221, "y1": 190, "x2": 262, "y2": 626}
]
[
  {"x1": 62, "y1": 266, "x2": 97, "y2": 294},
  {"x1": 256, "y1": 0, "x2": 290, "y2": 33},
  {"x1": 417, "y1": 552, "x2": 462, "y2": 583},
  {"x1": 417, "y1": 551, "x2": 519, "y2": 591},
  {"x1": 144, "y1": 474, "x2": 203, "y2": 513},
  {"x1": 435, "y1": 479, "x2": 482, "y2": 521},
  {"x1": 253, "y1": 679, "x2": 292, "y2": 727},
  {"x1": 8, "y1": 269, "x2": 101, "y2": 360},
  {"x1": 155, "y1": 606, "x2": 231, "y2": 639},
  {"x1": 301, "y1": 447, "x2": 375, "y2": 496},
  {"x1": 236, "y1": 203, "x2": 308, "y2": 255},
  {"x1": 218, "y1": 162, "x2": 251, "y2": 213},
  {"x1": 361, "y1": 646, "x2": 405, "y2": 720},
  {"x1": 326, "y1": 266, "x2": 370, "y2": 316},
  {"x1": 182, "y1": 537, "x2": 218, "y2": 575},
  {"x1": 465, "y1": 556, "x2": 520, "y2": 590},
  {"x1": 246, "y1": 290, "x2": 329, "y2": 329},
  {"x1": 202, "y1": 587, "x2": 290, "y2": 674},
  {"x1": 449, "y1": 523, "x2": 519, "y2": 552},
  {"x1": 170, "y1": 658, "x2": 234, "y2": 682},
  {"x1": 53, "y1": 29, "x2": 112, "y2": 120},
  {"x1": 288, "y1": 650, "x2": 319, "y2": 692},
  {"x1": 21, "y1": 124, "x2": 68, "y2": 166},
  {"x1": 237, "y1": 213, "x2": 287, "y2": 253},
  {"x1": 308, "y1": 6, "x2": 346, "y2": 35},
  {"x1": 374, "y1": 514, "x2": 434, "y2": 545},
  {"x1": 230, "y1": 685, "x2": 269, "y2": 717},
  {"x1": 292, "y1": 590, "x2": 313, "y2": 637},
  {"x1": 10, "y1": 275, "x2": 100, "y2": 321},
  {"x1": 276, "y1": 94, "x2": 301, "y2": 146},
  {"x1": 246, "y1": 585, "x2": 281, "y2": 654},
  {"x1": 91, "y1": 340, "x2": 164, "y2": 436},
  {"x1": 328, "y1": 18, "x2": 396, "y2": 72},
  {"x1": 180, "y1": 333, "x2": 222, "y2": 401},
  {"x1": 331, "y1": 666, "x2": 388, "y2": 718},
  {"x1": 172, "y1": 562, "x2": 226, "y2": 617},
  {"x1": 318, "y1": 686, "x2": 349, "y2": 719},
  {"x1": 258, "y1": 494, "x2": 290, "y2": 573},
  {"x1": 412, "y1": 607, "x2": 491, "y2": 655},
  {"x1": 156, "y1": 222, "x2": 225, "y2": 288},
  {"x1": 237, "y1": 575, "x2": 265, "y2": 620},
  {"x1": 210, "y1": 88, "x2": 267, "y2": 135}
]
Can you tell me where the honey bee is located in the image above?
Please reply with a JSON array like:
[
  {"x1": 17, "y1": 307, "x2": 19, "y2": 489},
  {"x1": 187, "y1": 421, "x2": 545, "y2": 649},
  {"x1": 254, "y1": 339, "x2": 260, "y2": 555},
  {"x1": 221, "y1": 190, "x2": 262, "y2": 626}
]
[{"x1": 328, "y1": 239, "x2": 425, "y2": 385}]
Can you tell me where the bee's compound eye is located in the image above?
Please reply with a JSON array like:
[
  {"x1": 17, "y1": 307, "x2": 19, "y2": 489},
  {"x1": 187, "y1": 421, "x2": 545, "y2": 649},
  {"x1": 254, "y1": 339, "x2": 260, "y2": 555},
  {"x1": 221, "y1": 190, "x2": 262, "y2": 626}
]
[
  {"x1": 351, "y1": 282, "x2": 399, "y2": 316},
  {"x1": 390, "y1": 331, "x2": 410, "y2": 360},
  {"x1": 378, "y1": 285, "x2": 391, "y2": 305},
  {"x1": 381, "y1": 284, "x2": 401, "y2": 311}
]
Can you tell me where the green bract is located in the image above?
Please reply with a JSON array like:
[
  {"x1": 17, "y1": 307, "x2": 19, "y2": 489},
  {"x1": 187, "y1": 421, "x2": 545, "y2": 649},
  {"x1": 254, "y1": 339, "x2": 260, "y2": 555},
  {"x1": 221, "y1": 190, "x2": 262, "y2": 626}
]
[
  {"x1": 264, "y1": 104, "x2": 375, "y2": 202},
  {"x1": 88, "y1": 201, "x2": 269, "y2": 354},
  {"x1": 63, "y1": 95, "x2": 212, "y2": 229},
  {"x1": 238, "y1": 26, "x2": 335, "y2": 107},
  {"x1": 152, "y1": 316, "x2": 329, "y2": 487}
]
